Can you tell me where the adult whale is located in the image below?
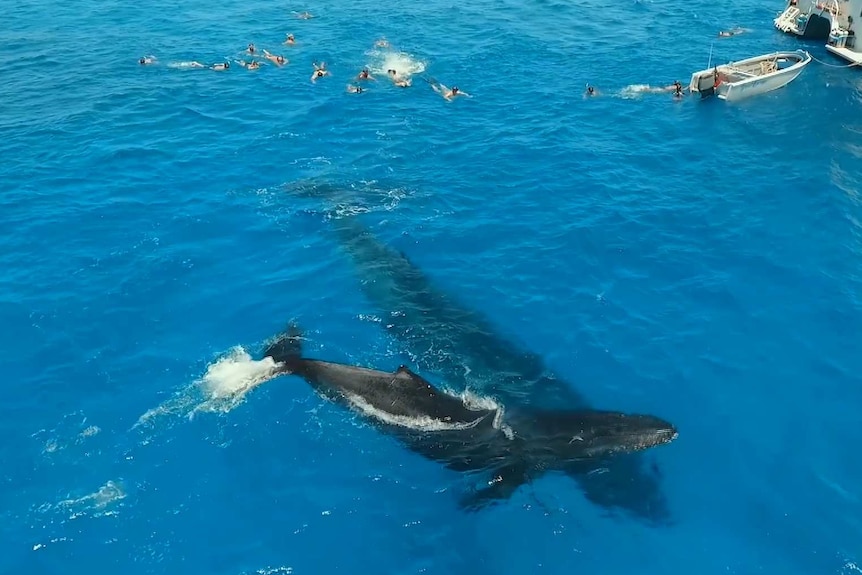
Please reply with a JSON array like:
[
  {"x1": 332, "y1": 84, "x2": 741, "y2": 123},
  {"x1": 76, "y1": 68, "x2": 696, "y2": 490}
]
[
  {"x1": 319, "y1": 214, "x2": 674, "y2": 524},
  {"x1": 264, "y1": 324, "x2": 678, "y2": 509}
]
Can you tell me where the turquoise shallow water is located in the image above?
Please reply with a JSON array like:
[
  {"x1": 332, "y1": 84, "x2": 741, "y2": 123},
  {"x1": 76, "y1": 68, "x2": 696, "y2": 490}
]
[{"x1": 3, "y1": 0, "x2": 862, "y2": 572}]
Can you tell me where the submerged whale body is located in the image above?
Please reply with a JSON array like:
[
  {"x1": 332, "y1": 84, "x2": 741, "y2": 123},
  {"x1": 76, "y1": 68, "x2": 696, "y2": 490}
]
[
  {"x1": 264, "y1": 325, "x2": 678, "y2": 510},
  {"x1": 327, "y1": 215, "x2": 674, "y2": 522}
]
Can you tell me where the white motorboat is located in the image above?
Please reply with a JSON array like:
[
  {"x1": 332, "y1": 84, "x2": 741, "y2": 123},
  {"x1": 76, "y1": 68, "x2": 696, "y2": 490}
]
[{"x1": 688, "y1": 49, "x2": 812, "y2": 101}]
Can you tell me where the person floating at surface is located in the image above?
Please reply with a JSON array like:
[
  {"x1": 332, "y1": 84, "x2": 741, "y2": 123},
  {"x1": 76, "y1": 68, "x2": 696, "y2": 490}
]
[
  {"x1": 672, "y1": 80, "x2": 685, "y2": 97},
  {"x1": 139, "y1": 56, "x2": 156, "y2": 65},
  {"x1": 347, "y1": 84, "x2": 364, "y2": 93},
  {"x1": 375, "y1": 37, "x2": 390, "y2": 48},
  {"x1": 311, "y1": 61, "x2": 330, "y2": 82},
  {"x1": 284, "y1": 33, "x2": 296, "y2": 45},
  {"x1": 357, "y1": 68, "x2": 374, "y2": 81},
  {"x1": 247, "y1": 43, "x2": 256, "y2": 54},
  {"x1": 718, "y1": 27, "x2": 745, "y2": 37},
  {"x1": 211, "y1": 62, "x2": 230, "y2": 71},
  {"x1": 263, "y1": 49, "x2": 288, "y2": 66},
  {"x1": 584, "y1": 84, "x2": 598, "y2": 97},
  {"x1": 430, "y1": 81, "x2": 470, "y2": 101},
  {"x1": 295, "y1": 11, "x2": 313, "y2": 19},
  {"x1": 236, "y1": 59, "x2": 261, "y2": 70},
  {"x1": 387, "y1": 69, "x2": 411, "y2": 87}
]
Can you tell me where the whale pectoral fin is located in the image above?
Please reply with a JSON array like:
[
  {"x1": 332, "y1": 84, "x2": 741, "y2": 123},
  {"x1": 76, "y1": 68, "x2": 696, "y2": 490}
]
[{"x1": 457, "y1": 464, "x2": 529, "y2": 512}]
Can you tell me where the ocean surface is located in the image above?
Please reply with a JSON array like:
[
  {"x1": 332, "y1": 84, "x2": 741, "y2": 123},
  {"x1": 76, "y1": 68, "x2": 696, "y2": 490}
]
[{"x1": 2, "y1": 0, "x2": 862, "y2": 572}]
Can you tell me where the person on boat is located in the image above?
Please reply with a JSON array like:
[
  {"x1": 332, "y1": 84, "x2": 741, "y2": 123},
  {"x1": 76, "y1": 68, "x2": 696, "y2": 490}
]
[
  {"x1": 236, "y1": 59, "x2": 261, "y2": 70},
  {"x1": 284, "y1": 33, "x2": 296, "y2": 45},
  {"x1": 347, "y1": 84, "x2": 364, "y2": 93},
  {"x1": 430, "y1": 81, "x2": 470, "y2": 101},
  {"x1": 387, "y1": 69, "x2": 411, "y2": 87},
  {"x1": 139, "y1": 56, "x2": 156, "y2": 65},
  {"x1": 311, "y1": 61, "x2": 330, "y2": 82},
  {"x1": 357, "y1": 68, "x2": 374, "y2": 81},
  {"x1": 262, "y1": 49, "x2": 288, "y2": 66}
]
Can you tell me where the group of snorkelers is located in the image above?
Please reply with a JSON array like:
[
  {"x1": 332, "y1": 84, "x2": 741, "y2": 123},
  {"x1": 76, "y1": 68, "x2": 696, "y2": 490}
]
[{"x1": 139, "y1": 22, "x2": 470, "y2": 102}]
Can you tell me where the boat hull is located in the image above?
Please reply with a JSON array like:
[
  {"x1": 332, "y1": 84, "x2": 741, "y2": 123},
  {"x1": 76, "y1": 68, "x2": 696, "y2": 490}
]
[{"x1": 688, "y1": 50, "x2": 811, "y2": 102}]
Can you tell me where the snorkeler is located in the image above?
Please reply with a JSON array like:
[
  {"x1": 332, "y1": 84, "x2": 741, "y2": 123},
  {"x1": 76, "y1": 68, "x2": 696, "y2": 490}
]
[
  {"x1": 139, "y1": 56, "x2": 156, "y2": 65},
  {"x1": 585, "y1": 84, "x2": 598, "y2": 97},
  {"x1": 718, "y1": 27, "x2": 746, "y2": 37},
  {"x1": 672, "y1": 80, "x2": 684, "y2": 97},
  {"x1": 375, "y1": 38, "x2": 390, "y2": 48},
  {"x1": 311, "y1": 61, "x2": 330, "y2": 82},
  {"x1": 262, "y1": 49, "x2": 288, "y2": 66},
  {"x1": 357, "y1": 68, "x2": 375, "y2": 81},
  {"x1": 430, "y1": 81, "x2": 470, "y2": 101},
  {"x1": 347, "y1": 84, "x2": 364, "y2": 93},
  {"x1": 247, "y1": 43, "x2": 256, "y2": 54},
  {"x1": 187, "y1": 61, "x2": 229, "y2": 70},
  {"x1": 284, "y1": 33, "x2": 296, "y2": 45},
  {"x1": 236, "y1": 59, "x2": 261, "y2": 70},
  {"x1": 295, "y1": 11, "x2": 313, "y2": 19},
  {"x1": 387, "y1": 69, "x2": 411, "y2": 87}
]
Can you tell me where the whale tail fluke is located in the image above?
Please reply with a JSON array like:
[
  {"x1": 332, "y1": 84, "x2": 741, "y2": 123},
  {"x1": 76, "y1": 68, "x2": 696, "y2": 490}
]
[{"x1": 263, "y1": 323, "x2": 304, "y2": 372}]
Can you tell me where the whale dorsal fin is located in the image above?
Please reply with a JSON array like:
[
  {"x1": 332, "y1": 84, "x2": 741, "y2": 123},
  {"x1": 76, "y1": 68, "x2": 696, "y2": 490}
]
[{"x1": 396, "y1": 365, "x2": 417, "y2": 377}]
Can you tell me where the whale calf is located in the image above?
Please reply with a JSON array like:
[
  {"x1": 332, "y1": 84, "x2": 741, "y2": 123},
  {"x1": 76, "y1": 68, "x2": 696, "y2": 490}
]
[{"x1": 264, "y1": 324, "x2": 678, "y2": 509}]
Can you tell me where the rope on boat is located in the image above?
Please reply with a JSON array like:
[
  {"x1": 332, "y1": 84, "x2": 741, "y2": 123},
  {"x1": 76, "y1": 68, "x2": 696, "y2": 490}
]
[{"x1": 810, "y1": 54, "x2": 862, "y2": 68}]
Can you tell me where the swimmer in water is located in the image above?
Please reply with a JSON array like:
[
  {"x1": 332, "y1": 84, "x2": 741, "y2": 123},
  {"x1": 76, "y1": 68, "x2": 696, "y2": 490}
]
[
  {"x1": 357, "y1": 68, "x2": 375, "y2": 81},
  {"x1": 262, "y1": 49, "x2": 288, "y2": 66},
  {"x1": 672, "y1": 80, "x2": 684, "y2": 97},
  {"x1": 190, "y1": 61, "x2": 229, "y2": 70},
  {"x1": 584, "y1": 84, "x2": 598, "y2": 97},
  {"x1": 347, "y1": 84, "x2": 364, "y2": 93},
  {"x1": 311, "y1": 61, "x2": 330, "y2": 82},
  {"x1": 387, "y1": 69, "x2": 411, "y2": 87},
  {"x1": 295, "y1": 11, "x2": 313, "y2": 19},
  {"x1": 718, "y1": 27, "x2": 745, "y2": 37},
  {"x1": 284, "y1": 33, "x2": 296, "y2": 45},
  {"x1": 247, "y1": 43, "x2": 256, "y2": 54},
  {"x1": 236, "y1": 59, "x2": 261, "y2": 70},
  {"x1": 139, "y1": 56, "x2": 156, "y2": 65},
  {"x1": 375, "y1": 37, "x2": 390, "y2": 48},
  {"x1": 430, "y1": 81, "x2": 470, "y2": 101}
]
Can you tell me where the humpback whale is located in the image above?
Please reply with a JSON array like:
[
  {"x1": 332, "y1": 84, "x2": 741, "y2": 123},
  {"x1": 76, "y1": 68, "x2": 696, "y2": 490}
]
[
  {"x1": 264, "y1": 325, "x2": 678, "y2": 510},
  {"x1": 319, "y1": 214, "x2": 673, "y2": 523}
]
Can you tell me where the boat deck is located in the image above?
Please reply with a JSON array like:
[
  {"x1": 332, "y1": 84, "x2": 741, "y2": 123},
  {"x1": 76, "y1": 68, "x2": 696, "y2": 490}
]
[{"x1": 825, "y1": 45, "x2": 862, "y2": 64}]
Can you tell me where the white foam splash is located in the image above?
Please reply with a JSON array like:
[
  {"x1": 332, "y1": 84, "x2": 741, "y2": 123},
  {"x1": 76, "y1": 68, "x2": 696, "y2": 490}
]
[
  {"x1": 618, "y1": 84, "x2": 656, "y2": 98},
  {"x1": 366, "y1": 47, "x2": 426, "y2": 78},
  {"x1": 133, "y1": 347, "x2": 283, "y2": 431},
  {"x1": 32, "y1": 413, "x2": 102, "y2": 455},
  {"x1": 57, "y1": 479, "x2": 126, "y2": 519}
]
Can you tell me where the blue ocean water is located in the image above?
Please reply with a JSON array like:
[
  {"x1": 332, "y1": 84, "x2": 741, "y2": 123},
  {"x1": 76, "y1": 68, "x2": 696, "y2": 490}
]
[{"x1": 3, "y1": 0, "x2": 862, "y2": 571}]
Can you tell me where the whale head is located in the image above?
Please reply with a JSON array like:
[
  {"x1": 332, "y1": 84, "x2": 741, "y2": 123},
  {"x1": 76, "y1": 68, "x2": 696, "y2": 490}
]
[{"x1": 526, "y1": 409, "x2": 678, "y2": 462}]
